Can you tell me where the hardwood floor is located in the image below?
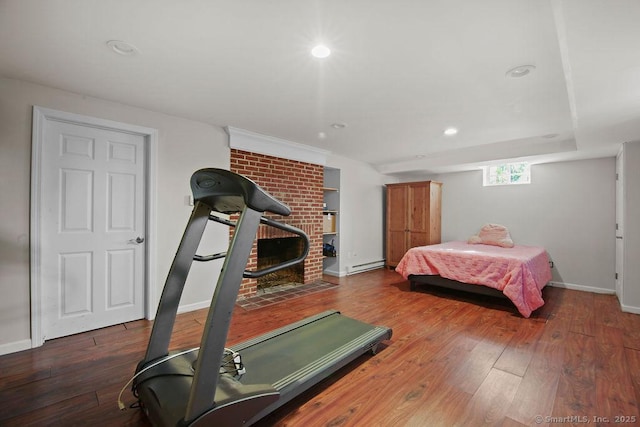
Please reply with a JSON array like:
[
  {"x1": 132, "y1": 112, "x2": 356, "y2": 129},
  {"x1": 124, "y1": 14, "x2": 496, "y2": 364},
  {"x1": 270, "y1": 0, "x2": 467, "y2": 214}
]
[{"x1": 1, "y1": 269, "x2": 639, "y2": 426}]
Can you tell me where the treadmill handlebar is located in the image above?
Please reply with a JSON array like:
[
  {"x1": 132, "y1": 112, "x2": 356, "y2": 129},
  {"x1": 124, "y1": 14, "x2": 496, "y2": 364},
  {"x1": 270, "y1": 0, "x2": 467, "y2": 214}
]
[
  {"x1": 195, "y1": 212, "x2": 310, "y2": 278},
  {"x1": 191, "y1": 168, "x2": 291, "y2": 216},
  {"x1": 193, "y1": 252, "x2": 227, "y2": 262},
  {"x1": 243, "y1": 216, "x2": 310, "y2": 278}
]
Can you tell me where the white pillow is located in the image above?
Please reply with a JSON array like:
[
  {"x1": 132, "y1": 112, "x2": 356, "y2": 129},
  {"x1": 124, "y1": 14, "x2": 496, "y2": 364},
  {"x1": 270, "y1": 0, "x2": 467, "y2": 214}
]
[{"x1": 468, "y1": 223, "x2": 514, "y2": 248}]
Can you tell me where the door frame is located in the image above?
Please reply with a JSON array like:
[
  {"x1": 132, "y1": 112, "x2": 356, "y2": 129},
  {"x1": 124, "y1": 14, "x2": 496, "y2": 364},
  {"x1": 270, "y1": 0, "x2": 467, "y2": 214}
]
[
  {"x1": 30, "y1": 106, "x2": 158, "y2": 347},
  {"x1": 615, "y1": 146, "x2": 624, "y2": 300}
]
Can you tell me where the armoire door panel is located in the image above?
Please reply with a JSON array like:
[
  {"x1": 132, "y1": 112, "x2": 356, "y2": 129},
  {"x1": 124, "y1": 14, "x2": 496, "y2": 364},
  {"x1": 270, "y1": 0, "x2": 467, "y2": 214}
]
[
  {"x1": 409, "y1": 231, "x2": 428, "y2": 249},
  {"x1": 386, "y1": 181, "x2": 442, "y2": 269},
  {"x1": 387, "y1": 186, "x2": 408, "y2": 232},
  {"x1": 408, "y1": 184, "x2": 429, "y2": 233},
  {"x1": 388, "y1": 230, "x2": 408, "y2": 266}
]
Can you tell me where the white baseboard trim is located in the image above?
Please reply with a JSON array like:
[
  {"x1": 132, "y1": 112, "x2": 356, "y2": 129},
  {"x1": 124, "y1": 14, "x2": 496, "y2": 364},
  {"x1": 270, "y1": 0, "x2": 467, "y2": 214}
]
[
  {"x1": 548, "y1": 281, "x2": 616, "y2": 295},
  {"x1": 620, "y1": 304, "x2": 640, "y2": 314},
  {"x1": 0, "y1": 339, "x2": 32, "y2": 356},
  {"x1": 178, "y1": 300, "x2": 211, "y2": 314}
]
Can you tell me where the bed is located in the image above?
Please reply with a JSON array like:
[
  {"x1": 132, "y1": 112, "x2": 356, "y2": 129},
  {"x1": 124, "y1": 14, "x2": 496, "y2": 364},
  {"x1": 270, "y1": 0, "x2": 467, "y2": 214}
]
[{"x1": 395, "y1": 240, "x2": 552, "y2": 317}]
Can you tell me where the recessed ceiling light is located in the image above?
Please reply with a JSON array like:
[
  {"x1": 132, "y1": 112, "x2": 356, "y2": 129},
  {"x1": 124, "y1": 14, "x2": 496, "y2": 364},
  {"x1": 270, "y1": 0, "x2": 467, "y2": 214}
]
[
  {"x1": 330, "y1": 122, "x2": 347, "y2": 129},
  {"x1": 106, "y1": 40, "x2": 139, "y2": 56},
  {"x1": 506, "y1": 64, "x2": 536, "y2": 78},
  {"x1": 443, "y1": 127, "x2": 458, "y2": 136},
  {"x1": 318, "y1": 132, "x2": 327, "y2": 139},
  {"x1": 311, "y1": 44, "x2": 331, "y2": 59}
]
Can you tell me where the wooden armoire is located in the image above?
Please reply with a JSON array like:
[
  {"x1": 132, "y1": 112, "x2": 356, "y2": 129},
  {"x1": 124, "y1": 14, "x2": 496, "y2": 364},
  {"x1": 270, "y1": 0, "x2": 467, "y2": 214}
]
[{"x1": 385, "y1": 181, "x2": 442, "y2": 268}]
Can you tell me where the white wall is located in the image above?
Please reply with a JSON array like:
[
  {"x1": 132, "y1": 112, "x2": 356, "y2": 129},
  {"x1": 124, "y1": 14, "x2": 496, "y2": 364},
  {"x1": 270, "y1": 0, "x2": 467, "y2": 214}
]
[
  {"x1": 428, "y1": 158, "x2": 616, "y2": 292},
  {"x1": 326, "y1": 153, "x2": 390, "y2": 276},
  {"x1": 0, "y1": 77, "x2": 229, "y2": 353}
]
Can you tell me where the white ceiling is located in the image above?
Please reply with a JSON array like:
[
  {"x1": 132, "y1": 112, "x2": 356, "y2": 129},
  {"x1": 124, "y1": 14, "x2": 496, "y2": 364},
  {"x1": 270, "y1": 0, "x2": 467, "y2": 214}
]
[{"x1": 1, "y1": 0, "x2": 639, "y2": 176}]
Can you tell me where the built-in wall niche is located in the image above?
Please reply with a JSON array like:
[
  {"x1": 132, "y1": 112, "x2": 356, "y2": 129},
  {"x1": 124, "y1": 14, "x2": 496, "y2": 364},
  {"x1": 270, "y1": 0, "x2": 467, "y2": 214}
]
[{"x1": 323, "y1": 167, "x2": 340, "y2": 276}]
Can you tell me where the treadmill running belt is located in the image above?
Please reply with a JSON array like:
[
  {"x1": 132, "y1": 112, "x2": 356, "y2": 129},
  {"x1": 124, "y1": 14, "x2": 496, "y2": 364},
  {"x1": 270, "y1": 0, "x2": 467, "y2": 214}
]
[{"x1": 232, "y1": 311, "x2": 381, "y2": 387}]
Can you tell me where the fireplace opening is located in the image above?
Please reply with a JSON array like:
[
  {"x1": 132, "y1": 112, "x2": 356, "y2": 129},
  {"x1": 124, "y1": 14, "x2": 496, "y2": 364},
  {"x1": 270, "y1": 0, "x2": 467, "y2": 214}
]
[{"x1": 257, "y1": 237, "x2": 304, "y2": 292}]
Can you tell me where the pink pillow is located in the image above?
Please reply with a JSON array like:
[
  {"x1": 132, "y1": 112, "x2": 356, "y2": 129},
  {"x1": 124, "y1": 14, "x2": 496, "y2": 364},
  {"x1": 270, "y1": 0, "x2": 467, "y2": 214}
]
[{"x1": 468, "y1": 224, "x2": 514, "y2": 248}]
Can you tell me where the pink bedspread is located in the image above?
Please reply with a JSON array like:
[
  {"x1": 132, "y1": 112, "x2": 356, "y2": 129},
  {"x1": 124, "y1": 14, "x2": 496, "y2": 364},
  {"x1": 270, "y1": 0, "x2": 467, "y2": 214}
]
[{"x1": 395, "y1": 241, "x2": 552, "y2": 317}]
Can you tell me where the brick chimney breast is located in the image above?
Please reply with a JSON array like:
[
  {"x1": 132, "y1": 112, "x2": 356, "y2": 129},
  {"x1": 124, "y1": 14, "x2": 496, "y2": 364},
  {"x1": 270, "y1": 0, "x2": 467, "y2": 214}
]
[{"x1": 230, "y1": 149, "x2": 324, "y2": 298}]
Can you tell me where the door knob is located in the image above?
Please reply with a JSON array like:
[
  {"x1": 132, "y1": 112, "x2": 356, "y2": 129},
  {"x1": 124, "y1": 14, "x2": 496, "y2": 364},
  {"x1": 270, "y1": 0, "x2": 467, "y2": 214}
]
[{"x1": 129, "y1": 236, "x2": 145, "y2": 244}]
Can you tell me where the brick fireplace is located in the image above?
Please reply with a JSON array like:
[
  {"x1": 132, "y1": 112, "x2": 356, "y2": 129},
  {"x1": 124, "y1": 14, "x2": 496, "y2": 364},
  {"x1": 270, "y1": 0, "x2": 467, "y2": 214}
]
[{"x1": 230, "y1": 149, "x2": 324, "y2": 298}]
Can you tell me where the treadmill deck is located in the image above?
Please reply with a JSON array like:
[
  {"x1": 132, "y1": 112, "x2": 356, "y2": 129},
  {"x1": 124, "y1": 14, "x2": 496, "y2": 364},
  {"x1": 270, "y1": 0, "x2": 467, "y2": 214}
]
[{"x1": 135, "y1": 310, "x2": 391, "y2": 426}]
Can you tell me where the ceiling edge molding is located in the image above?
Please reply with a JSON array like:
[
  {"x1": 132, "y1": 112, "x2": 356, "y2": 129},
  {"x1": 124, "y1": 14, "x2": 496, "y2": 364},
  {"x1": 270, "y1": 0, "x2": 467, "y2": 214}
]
[
  {"x1": 226, "y1": 126, "x2": 330, "y2": 166},
  {"x1": 375, "y1": 137, "x2": 578, "y2": 175}
]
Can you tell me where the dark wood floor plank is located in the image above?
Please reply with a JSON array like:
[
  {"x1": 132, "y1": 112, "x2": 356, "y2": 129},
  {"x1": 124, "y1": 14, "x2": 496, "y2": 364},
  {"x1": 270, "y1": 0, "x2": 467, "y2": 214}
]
[
  {"x1": 404, "y1": 384, "x2": 473, "y2": 427},
  {"x1": 447, "y1": 323, "x2": 516, "y2": 395},
  {"x1": 1, "y1": 392, "x2": 98, "y2": 427},
  {"x1": 494, "y1": 319, "x2": 546, "y2": 377},
  {"x1": 531, "y1": 285, "x2": 561, "y2": 322},
  {"x1": 0, "y1": 356, "x2": 137, "y2": 421},
  {"x1": 1, "y1": 269, "x2": 639, "y2": 426},
  {"x1": 569, "y1": 290, "x2": 596, "y2": 337},
  {"x1": 550, "y1": 285, "x2": 578, "y2": 321},
  {"x1": 455, "y1": 368, "x2": 522, "y2": 426},
  {"x1": 594, "y1": 324, "x2": 640, "y2": 418},
  {"x1": 593, "y1": 293, "x2": 623, "y2": 328},
  {"x1": 0, "y1": 335, "x2": 95, "y2": 379},
  {"x1": 60, "y1": 403, "x2": 150, "y2": 427},
  {"x1": 0, "y1": 366, "x2": 51, "y2": 390},
  {"x1": 505, "y1": 315, "x2": 568, "y2": 426},
  {"x1": 625, "y1": 348, "x2": 640, "y2": 414},
  {"x1": 551, "y1": 331, "x2": 597, "y2": 418},
  {"x1": 620, "y1": 311, "x2": 640, "y2": 351}
]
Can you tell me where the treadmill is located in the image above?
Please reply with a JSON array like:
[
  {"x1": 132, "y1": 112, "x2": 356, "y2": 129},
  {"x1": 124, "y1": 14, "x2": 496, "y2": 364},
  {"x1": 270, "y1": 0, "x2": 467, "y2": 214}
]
[{"x1": 132, "y1": 168, "x2": 392, "y2": 426}]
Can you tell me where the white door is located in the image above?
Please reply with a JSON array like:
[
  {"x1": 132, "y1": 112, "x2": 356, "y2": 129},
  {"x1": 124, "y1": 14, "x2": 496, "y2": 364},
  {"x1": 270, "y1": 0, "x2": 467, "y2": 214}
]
[
  {"x1": 615, "y1": 148, "x2": 624, "y2": 299},
  {"x1": 39, "y1": 119, "x2": 146, "y2": 340}
]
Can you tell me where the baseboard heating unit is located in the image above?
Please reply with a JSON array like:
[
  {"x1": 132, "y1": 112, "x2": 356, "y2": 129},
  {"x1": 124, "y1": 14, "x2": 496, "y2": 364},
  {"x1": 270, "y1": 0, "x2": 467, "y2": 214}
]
[{"x1": 346, "y1": 260, "x2": 385, "y2": 275}]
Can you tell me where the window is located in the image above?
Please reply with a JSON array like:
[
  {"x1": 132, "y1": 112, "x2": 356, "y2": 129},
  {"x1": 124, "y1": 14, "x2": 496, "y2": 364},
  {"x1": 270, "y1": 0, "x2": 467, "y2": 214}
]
[{"x1": 483, "y1": 162, "x2": 531, "y2": 186}]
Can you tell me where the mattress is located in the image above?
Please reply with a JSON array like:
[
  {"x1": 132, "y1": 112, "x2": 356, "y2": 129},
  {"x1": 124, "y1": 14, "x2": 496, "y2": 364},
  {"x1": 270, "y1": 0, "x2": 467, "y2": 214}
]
[{"x1": 395, "y1": 241, "x2": 552, "y2": 317}]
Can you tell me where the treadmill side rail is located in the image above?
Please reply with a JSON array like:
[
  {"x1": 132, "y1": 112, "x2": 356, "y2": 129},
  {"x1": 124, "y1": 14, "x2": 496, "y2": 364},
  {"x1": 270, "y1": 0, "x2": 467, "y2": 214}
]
[
  {"x1": 190, "y1": 379, "x2": 279, "y2": 427},
  {"x1": 242, "y1": 314, "x2": 392, "y2": 425}
]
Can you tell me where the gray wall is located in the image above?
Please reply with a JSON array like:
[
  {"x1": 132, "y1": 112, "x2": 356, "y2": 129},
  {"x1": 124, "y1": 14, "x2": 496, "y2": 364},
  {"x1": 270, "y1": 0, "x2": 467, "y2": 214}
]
[
  {"x1": 429, "y1": 158, "x2": 616, "y2": 292},
  {"x1": 0, "y1": 76, "x2": 621, "y2": 353},
  {"x1": 0, "y1": 77, "x2": 229, "y2": 353},
  {"x1": 621, "y1": 141, "x2": 640, "y2": 311}
]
